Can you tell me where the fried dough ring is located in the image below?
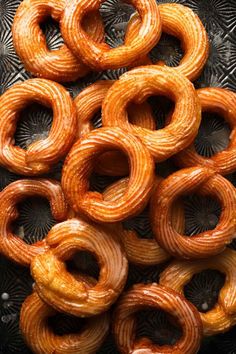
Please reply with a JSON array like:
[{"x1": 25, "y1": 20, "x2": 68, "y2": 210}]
[
  {"x1": 160, "y1": 249, "x2": 236, "y2": 336},
  {"x1": 0, "y1": 79, "x2": 77, "y2": 175},
  {"x1": 62, "y1": 127, "x2": 155, "y2": 223},
  {"x1": 125, "y1": 3, "x2": 209, "y2": 81},
  {"x1": 20, "y1": 283, "x2": 110, "y2": 353},
  {"x1": 0, "y1": 179, "x2": 68, "y2": 266},
  {"x1": 151, "y1": 167, "x2": 236, "y2": 259},
  {"x1": 176, "y1": 88, "x2": 236, "y2": 175},
  {"x1": 113, "y1": 283, "x2": 202, "y2": 354},
  {"x1": 12, "y1": 0, "x2": 104, "y2": 82},
  {"x1": 61, "y1": 0, "x2": 161, "y2": 71},
  {"x1": 102, "y1": 66, "x2": 201, "y2": 161},
  {"x1": 75, "y1": 80, "x2": 155, "y2": 176},
  {"x1": 103, "y1": 177, "x2": 185, "y2": 266},
  {"x1": 31, "y1": 218, "x2": 128, "y2": 316}
]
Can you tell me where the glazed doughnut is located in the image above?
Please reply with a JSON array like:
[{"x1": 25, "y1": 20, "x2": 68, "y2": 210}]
[
  {"x1": 61, "y1": 0, "x2": 161, "y2": 71},
  {"x1": 0, "y1": 179, "x2": 67, "y2": 266},
  {"x1": 151, "y1": 167, "x2": 236, "y2": 259},
  {"x1": 62, "y1": 127, "x2": 155, "y2": 223},
  {"x1": 12, "y1": 0, "x2": 104, "y2": 82},
  {"x1": 31, "y1": 218, "x2": 128, "y2": 316},
  {"x1": 113, "y1": 283, "x2": 202, "y2": 354},
  {"x1": 102, "y1": 66, "x2": 201, "y2": 161},
  {"x1": 75, "y1": 80, "x2": 155, "y2": 176},
  {"x1": 176, "y1": 88, "x2": 236, "y2": 175},
  {"x1": 0, "y1": 79, "x2": 77, "y2": 175},
  {"x1": 20, "y1": 282, "x2": 110, "y2": 353},
  {"x1": 125, "y1": 3, "x2": 209, "y2": 81},
  {"x1": 103, "y1": 177, "x2": 185, "y2": 266},
  {"x1": 159, "y1": 249, "x2": 236, "y2": 336}
]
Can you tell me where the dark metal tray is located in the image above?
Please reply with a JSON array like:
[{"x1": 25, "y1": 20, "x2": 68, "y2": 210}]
[{"x1": 1, "y1": 0, "x2": 236, "y2": 352}]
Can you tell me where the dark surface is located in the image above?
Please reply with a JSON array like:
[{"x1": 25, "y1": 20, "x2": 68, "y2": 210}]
[{"x1": 1, "y1": 0, "x2": 236, "y2": 352}]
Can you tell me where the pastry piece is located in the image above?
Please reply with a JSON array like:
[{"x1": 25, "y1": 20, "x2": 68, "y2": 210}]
[
  {"x1": 126, "y1": 3, "x2": 209, "y2": 81},
  {"x1": 103, "y1": 177, "x2": 184, "y2": 266},
  {"x1": 75, "y1": 80, "x2": 155, "y2": 176},
  {"x1": 62, "y1": 127, "x2": 155, "y2": 223},
  {"x1": 160, "y1": 249, "x2": 236, "y2": 336},
  {"x1": 31, "y1": 218, "x2": 128, "y2": 316},
  {"x1": 0, "y1": 179, "x2": 67, "y2": 266},
  {"x1": 0, "y1": 79, "x2": 77, "y2": 175},
  {"x1": 61, "y1": 0, "x2": 161, "y2": 71},
  {"x1": 113, "y1": 283, "x2": 202, "y2": 354},
  {"x1": 176, "y1": 88, "x2": 236, "y2": 175},
  {"x1": 151, "y1": 167, "x2": 236, "y2": 259},
  {"x1": 12, "y1": 0, "x2": 104, "y2": 82},
  {"x1": 102, "y1": 66, "x2": 201, "y2": 161}
]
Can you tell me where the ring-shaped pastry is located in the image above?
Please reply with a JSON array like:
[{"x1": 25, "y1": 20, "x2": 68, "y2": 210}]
[
  {"x1": 20, "y1": 284, "x2": 110, "y2": 353},
  {"x1": 12, "y1": 0, "x2": 104, "y2": 82},
  {"x1": 0, "y1": 79, "x2": 77, "y2": 175},
  {"x1": 125, "y1": 3, "x2": 209, "y2": 81},
  {"x1": 0, "y1": 179, "x2": 68, "y2": 266},
  {"x1": 151, "y1": 167, "x2": 236, "y2": 259},
  {"x1": 103, "y1": 177, "x2": 184, "y2": 266},
  {"x1": 62, "y1": 127, "x2": 155, "y2": 223},
  {"x1": 102, "y1": 66, "x2": 201, "y2": 161},
  {"x1": 61, "y1": 0, "x2": 161, "y2": 71},
  {"x1": 159, "y1": 249, "x2": 236, "y2": 336},
  {"x1": 31, "y1": 218, "x2": 128, "y2": 316},
  {"x1": 113, "y1": 283, "x2": 202, "y2": 354},
  {"x1": 75, "y1": 80, "x2": 155, "y2": 176},
  {"x1": 176, "y1": 88, "x2": 236, "y2": 175}
]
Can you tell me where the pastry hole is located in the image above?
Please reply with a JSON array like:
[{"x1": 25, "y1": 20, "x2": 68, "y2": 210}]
[
  {"x1": 136, "y1": 308, "x2": 182, "y2": 346},
  {"x1": 66, "y1": 251, "x2": 100, "y2": 281},
  {"x1": 40, "y1": 18, "x2": 64, "y2": 51},
  {"x1": 12, "y1": 197, "x2": 55, "y2": 245},
  {"x1": 14, "y1": 103, "x2": 52, "y2": 150},
  {"x1": 194, "y1": 112, "x2": 231, "y2": 157},
  {"x1": 149, "y1": 33, "x2": 183, "y2": 67},
  {"x1": 184, "y1": 269, "x2": 225, "y2": 313},
  {"x1": 147, "y1": 95, "x2": 175, "y2": 130},
  {"x1": 47, "y1": 312, "x2": 85, "y2": 336},
  {"x1": 183, "y1": 194, "x2": 221, "y2": 236}
]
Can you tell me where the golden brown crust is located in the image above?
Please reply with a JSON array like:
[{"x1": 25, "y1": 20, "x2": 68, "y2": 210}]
[
  {"x1": 20, "y1": 291, "x2": 110, "y2": 353},
  {"x1": 0, "y1": 79, "x2": 77, "y2": 175},
  {"x1": 0, "y1": 179, "x2": 68, "y2": 266},
  {"x1": 102, "y1": 66, "x2": 201, "y2": 161},
  {"x1": 75, "y1": 80, "x2": 156, "y2": 176},
  {"x1": 61, "y1": 0, "x2": 161, "y2": 71},
  {"x1": 12, "y1": 0, "x2": 104, "y2": 82},
  {"x1": 62, "y1": 127, "x2": 155, "y2": 223},
  {"x1": 176, "y1": 88, "x2": 236, "y2": 175},
  {"x1": 150, "y1": 167, "x2": 236, "y2": 259},
  {"x1": 31, "y1": 218, "x2": 128, "y2": 316},
  {"x1": 126, "y1": 3, "x2": 209, "y2": 81},
  {"x1": 159, "y1": 249, "x2": 236, "y2": 336},
  {"x1": 113, "y1": 283, "x2": 203, "y2": 354}
]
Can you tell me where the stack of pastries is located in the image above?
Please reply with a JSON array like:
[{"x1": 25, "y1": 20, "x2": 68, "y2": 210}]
[{"x1": 0, "y1": 0, "x2": 236, "y2": 353}]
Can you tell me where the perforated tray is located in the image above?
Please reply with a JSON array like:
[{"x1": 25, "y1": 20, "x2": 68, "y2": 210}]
[{"x1": 1, "y1": 0, "x2": 236, "y2": 353}]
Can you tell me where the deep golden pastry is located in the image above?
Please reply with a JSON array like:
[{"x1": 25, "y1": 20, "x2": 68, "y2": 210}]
[
  {"x1": 102, "y1": 66, "x2": 201, "y2": 161},
  {"x1": 31, "y1": 218, "x2": 128, "y2": 316},
  {"x1": 151, "y1": 167, "x2": 236, "y2": 259},
  {"x1": 0, "y1": 79, "x2": 77, "y2": 175},
  {"x1": 75, "y1": 80, "x2": 155, "y2": 176},
  {"x1": 103, "y1": 177, "x2": 185, "y2": 266},
  {"x1": 62, "y1": 127, "x2": 155, "y2": 223},
  {"x1": 126, "y1": 3, "x2": 209, "y2": 81},
  {"x1": 160, "y1": 249, "x2": 236, "y2": 336},
  {"x1": 61, "y1": 0, "x2": 161, "y2": 71},
  {"x1": 113, "y1": 283, "x2": 203, "y2": 354},
  {"x1": 12, "y1": 0, "x2": 104, "y2": 82},
  {"x1": 0, "y1": 179, "x2": 67, "y2": 266},
  {"x1": 176, "y1": 88, "x2": 236, "y2": 175}
]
